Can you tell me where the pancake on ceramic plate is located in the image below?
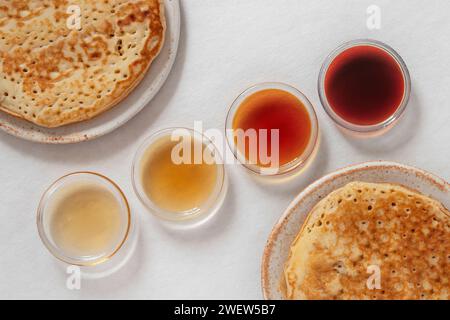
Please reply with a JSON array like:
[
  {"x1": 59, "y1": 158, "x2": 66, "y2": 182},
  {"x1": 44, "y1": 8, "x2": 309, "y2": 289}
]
[
  {"x1": 283, "y1": 182, "x2": 450, "y2": 300},
  {"x1": 0, "y1": 0, "x2": 165, "y2": 128}
]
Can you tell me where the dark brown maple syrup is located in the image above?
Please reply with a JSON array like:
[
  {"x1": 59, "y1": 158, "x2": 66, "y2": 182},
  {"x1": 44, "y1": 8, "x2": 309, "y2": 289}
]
[{"x1": 324, "y1": 45, "x2": 405, "y2": 126}]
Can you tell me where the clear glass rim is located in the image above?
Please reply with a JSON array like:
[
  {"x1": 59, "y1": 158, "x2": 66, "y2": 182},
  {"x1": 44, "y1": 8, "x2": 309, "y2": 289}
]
[
  {"x1": 225, "y1": 82, "x2": 319, "y2": 176},
  {"x1": 132, "y1": 127, "x2": 226, "y2": 222},
  {"x1": 36, "y1": 172, "x2": 131, "y2": 267},
  {"x1": 318, "y1": 39, "x2": 411, "y2": 132}
]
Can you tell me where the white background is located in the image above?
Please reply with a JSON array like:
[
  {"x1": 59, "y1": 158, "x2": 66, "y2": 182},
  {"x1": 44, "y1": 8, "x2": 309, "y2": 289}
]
[{"x1": 1, "y1": 0, "x2": 449, "y2": 299}]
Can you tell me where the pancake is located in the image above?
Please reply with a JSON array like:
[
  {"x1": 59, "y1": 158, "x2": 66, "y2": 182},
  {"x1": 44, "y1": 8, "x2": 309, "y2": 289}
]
[
  {"x1": 0, "y1": 0, "x2": 165, "y2": 128},
  {"x1": 283, "y1": 182, "x2": 450, "y2": 300}
]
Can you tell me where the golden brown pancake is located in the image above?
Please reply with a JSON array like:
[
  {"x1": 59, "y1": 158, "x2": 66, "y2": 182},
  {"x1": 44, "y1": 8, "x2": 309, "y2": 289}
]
[
  {"x1": 0, "y1": 0, "x2": 165, "y2": 127},
  {"x1": 283, "y1": 182, "x2": 450, "y2": 300}
]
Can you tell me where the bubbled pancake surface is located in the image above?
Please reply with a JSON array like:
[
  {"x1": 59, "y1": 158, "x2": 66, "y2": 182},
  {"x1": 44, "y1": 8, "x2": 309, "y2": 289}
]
[
  {"x1": 283, "y1": 182, "x2": 450, "y2": 300},
  {"x1": 0, "y1": 0, "x2": 165, "y2": 128}
]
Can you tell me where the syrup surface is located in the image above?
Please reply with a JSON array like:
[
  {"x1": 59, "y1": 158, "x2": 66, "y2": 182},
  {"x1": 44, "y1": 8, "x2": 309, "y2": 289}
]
[
  {"x1": 140, "y1": 135, "x2": 218, "y2": 213},
  {"x1": 233, "y1": 89, "x2": 312, "y2": 167},
  {"x1": 325, "y1": 45, "x2": 405, "y2": 125},
  {"x1": 50, "y1": 183, "x2": 123, "y2": 258}
]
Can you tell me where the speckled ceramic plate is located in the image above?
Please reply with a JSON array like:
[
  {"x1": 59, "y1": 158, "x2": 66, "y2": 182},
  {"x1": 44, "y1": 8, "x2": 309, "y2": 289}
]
[
  {"x1": 261, "y1": 161, "x2": 450, "y2": 300},
  {"x1": 0, "y1": 0, "x2": 180, "y2": 144}
]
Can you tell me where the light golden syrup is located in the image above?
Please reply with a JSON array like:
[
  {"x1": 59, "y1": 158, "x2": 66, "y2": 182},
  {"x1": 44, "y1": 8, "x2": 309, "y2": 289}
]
[
  {"x1": 140, "y1": 135, "x2": 218, "y2": 213},
  {"x1": 49, "y1": 183, "x2": 122, "y2": 258}
]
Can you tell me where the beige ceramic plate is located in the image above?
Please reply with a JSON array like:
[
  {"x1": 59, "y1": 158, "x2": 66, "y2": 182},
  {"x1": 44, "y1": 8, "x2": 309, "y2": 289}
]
[
  {"x1": 0, "y1": 0, "x2": 180, "y2": 144},
  {"x1": 261, "y1": 161, "x2": 450, "y2": 300}
]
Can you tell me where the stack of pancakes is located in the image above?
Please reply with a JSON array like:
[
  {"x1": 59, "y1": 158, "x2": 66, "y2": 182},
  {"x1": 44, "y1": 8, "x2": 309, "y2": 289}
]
[
  {"x1": 0, "y1": 0, "x2": 165, "y2": 127},
  {"x1": 283, "y1": 182, "x2": 449, "y2": 300}
]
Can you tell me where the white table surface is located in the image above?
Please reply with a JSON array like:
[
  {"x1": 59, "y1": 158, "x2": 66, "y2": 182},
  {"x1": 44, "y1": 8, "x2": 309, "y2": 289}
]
[{"x1": 1, "y1": 0, "x2": 449, "y2": 300}]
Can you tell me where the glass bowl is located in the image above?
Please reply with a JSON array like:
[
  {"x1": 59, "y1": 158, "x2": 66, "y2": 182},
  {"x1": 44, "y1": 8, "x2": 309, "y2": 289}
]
[
  {"x1": 318, "y1": 39, "x2": 411, "y2": 134},
  {"x1": 225, "y1": 82, "x2": 319, "y2": 176},
  {"x1": 132, "y1": 127, "x2": 227, "y2": 222},
  {"x1": 37, "y1": 172, "x2": 131, "y2": 267}
]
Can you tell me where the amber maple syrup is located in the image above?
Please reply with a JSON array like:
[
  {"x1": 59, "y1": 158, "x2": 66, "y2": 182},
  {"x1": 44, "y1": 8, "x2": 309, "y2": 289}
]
[
  {"x1": 140, "y1": 135, "x2": 219, "y2": 213},
  {"x1": 232, "y1": 88, "x2": 312, "y2": 168}
]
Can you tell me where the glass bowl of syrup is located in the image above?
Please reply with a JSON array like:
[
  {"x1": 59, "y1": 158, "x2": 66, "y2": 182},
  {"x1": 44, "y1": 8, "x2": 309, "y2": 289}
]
[
  {"x1": 226, "y1": 82, "x2": 319, "y2": 176},
  {"x1": 318, "y1": 39, "x2": 411, "y2": 135},
  {"x1": 37, "y1": 172, "x2": 133, "y2": 269},
  {"x1": 132, "y1": 128, "x2": 227, "y2": 223}
]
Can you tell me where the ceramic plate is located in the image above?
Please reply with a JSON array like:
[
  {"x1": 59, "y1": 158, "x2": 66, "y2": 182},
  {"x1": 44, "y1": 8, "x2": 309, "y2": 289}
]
[
  {"x1": 0, "y1": 0, "x2": 180, "y2": 144},
  {"x1": 261, "y1": 161, "x2": 450, "y2": 300}
]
